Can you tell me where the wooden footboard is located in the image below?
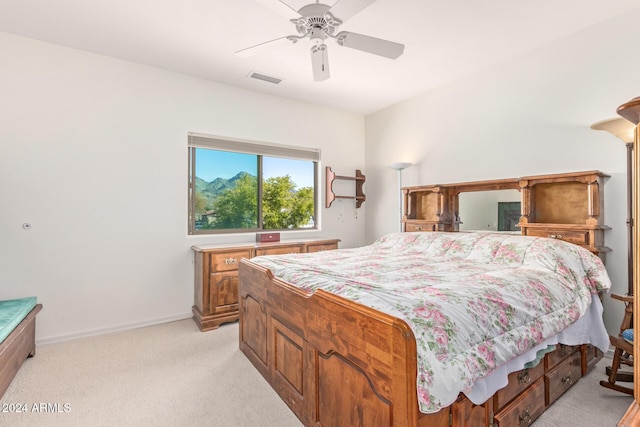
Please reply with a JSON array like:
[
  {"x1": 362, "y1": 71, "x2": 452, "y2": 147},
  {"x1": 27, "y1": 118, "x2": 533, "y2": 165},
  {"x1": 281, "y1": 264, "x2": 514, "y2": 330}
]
[
  {"x1": 239, "y1": 259, "x2": 451, "y2": 427},
  {"x1": 238, "y1": 260, "x2": 600, "y2": 427},
  {"x1": 0, "y1": 304, "x2": 43, "y2": 398}
]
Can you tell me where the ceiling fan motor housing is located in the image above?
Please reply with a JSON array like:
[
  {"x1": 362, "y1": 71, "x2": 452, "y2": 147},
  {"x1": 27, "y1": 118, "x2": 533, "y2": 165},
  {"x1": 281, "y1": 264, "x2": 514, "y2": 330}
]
[{"x1": 292, "y1": 3, "x2": 341, "y2": 38}]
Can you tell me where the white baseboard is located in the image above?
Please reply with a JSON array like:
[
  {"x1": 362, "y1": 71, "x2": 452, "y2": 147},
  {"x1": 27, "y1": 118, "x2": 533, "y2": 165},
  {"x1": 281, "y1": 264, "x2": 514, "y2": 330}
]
[{"x1": 36, "y1": 312, "x2": 193, "y2": 346}]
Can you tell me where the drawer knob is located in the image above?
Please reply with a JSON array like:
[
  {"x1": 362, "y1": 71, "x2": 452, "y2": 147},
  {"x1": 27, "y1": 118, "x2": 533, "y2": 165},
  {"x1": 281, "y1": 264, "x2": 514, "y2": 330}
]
[
  {"x1": 548, "y1": 234, "x2": 563, "y2": 239},
  {"x1": 415, "y1": 226, "x2": 422, "y2": 231},
  {"x1": 519, "y1": 409, "x2": 531, "y2": 425},
  {"x1": 517, "y1": 369, "x2": 531, "y2": 384},
  {"x1": 224, "y1": 258, "x2": 237, "y2": 265},
  {"x1": 561, "y1": 373, "x2": 573, "y2": 386}
]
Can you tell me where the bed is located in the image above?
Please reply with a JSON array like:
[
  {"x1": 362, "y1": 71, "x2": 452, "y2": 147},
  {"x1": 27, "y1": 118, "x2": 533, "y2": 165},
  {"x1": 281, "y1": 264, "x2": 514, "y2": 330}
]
[{"x1": 238, "y1": 231, "x2": 610, "y2": 426}]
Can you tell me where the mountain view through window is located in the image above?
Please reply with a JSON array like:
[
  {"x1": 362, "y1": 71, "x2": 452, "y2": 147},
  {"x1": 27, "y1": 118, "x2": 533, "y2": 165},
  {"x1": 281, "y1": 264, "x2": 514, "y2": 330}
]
[{"x1": 190, "y1": 147, "x2": 317, "y2": 234}]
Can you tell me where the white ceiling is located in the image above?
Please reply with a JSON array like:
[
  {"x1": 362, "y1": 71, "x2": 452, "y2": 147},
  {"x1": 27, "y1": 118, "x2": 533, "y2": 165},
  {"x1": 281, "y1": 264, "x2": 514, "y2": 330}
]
[{"x1": 1, "y1": 0, "x2": 640, "y2": 115}]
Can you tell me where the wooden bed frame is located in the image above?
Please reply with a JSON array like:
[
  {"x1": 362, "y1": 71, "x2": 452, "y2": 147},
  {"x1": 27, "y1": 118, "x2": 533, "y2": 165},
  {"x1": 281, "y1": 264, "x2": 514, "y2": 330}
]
[
  {"x1": 239, "y1": 260, "x2": 600, "y2": 427},
  {"x1": 0, "y1": 304, "x2": 42, "y2": 398},
  {"x1": 238, "y1": 171, "x2": 608, "y2": 426}
]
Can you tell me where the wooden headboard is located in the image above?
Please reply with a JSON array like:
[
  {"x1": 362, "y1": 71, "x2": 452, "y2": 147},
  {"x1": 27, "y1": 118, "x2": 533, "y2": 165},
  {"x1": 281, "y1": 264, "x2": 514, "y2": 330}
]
[{"x1": 401, "y1": 170, "x2": 610, "y2": 261}]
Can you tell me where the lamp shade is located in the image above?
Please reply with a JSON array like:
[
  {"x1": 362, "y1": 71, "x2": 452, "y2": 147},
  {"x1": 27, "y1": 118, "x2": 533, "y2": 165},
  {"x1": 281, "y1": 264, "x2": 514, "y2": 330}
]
[
  {"x1": 590, "y1": 117, "x2": 635, "y2": 143},
  {"x1": 388, "y1": 162, "x2": 412, "y2": 170}
]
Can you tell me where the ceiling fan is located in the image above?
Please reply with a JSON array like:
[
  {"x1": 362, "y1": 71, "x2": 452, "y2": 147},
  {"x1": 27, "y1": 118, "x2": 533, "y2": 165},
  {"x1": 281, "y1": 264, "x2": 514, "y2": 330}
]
[{"x1": 236, "y1": 0, "x2": 405, "y2": 81}]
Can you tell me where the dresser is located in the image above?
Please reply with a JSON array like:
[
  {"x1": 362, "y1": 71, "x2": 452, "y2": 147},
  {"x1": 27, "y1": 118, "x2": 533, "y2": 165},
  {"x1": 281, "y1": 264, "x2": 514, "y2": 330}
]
[{"x1": 192, "y1": 238, "x2": 340, "y2": 331}]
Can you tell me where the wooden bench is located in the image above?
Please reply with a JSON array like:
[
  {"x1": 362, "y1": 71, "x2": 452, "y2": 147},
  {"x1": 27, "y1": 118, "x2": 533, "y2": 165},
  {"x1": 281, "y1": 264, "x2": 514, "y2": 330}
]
[{"x1": 0, "y1": 297, "x2": 43, "y2": 398}]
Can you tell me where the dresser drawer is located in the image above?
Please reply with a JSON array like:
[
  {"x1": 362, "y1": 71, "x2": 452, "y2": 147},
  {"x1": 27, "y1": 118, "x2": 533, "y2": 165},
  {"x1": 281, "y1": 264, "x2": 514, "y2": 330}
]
[
  {"x1": 209, "y1": 250, "x2": 252, "y2": 272},
  {"x1": 523, "y1": 228, "x2": 589, "y2": 246},
  {"x1": 494, "y1": 362, "x2": 545, "y2": 411},
  {"x1": 209, "y1": 271, "x2": 239, "y2": 314},
  {"x1": 255, "y1": 245, "x2": 302, "y2": 257},
  {"x1": 306, "y1": 242, "x2": 338, "y2": 253},
  {"x1": 494, "y1": 377, "x2": 545, "y2": 427},
  {"x1": 545, "y1": 351, "x2": 582, "y2": 405},
  {"x1": 545, "y1": 344, "x2": 578, "y2": 370}
]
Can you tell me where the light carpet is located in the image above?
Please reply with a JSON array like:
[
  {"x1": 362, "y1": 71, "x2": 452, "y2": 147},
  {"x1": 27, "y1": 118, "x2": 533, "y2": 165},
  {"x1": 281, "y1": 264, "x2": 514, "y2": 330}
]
[{"x1": 0, "y1": 319, "x2": 633, "y2": 426}]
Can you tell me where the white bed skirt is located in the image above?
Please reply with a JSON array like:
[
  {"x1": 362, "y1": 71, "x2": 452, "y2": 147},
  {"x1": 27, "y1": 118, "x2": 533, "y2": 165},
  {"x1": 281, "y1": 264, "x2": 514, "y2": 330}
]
[{"x1": 465, "y1": 294, "x2": 609, "y2": 405}]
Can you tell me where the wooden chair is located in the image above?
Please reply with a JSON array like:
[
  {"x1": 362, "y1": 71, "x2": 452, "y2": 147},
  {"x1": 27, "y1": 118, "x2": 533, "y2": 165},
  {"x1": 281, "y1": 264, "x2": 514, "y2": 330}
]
[{"x1": 600, "y1": 293, "x2": 634, "y2": 395}]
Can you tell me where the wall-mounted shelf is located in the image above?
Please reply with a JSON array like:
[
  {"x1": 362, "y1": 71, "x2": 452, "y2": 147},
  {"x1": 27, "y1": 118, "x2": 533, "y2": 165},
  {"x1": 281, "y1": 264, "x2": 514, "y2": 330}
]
[{"x1": 326, "y1": 166, "x2": 366, "y2": 208}]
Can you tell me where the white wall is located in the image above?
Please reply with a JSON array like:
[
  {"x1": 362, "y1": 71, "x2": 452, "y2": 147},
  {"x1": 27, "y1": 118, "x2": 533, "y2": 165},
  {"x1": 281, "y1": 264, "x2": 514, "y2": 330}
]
[
  {"x1": 0, "y1": 32, "x2": 366, "y2": 343},
  {"x1": 364, "y1": 9, "x2": 640, "y2": 335}
]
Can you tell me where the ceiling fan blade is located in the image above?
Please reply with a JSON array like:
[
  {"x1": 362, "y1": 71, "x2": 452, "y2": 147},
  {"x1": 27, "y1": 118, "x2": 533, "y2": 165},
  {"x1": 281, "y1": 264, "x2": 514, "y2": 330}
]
[
  {"x1": 252, "y1": 0, "x2": 300, "y2": 20},
  {"x1": 310, "y1": 44, "x2": 330, "y2": 81},
  {"x1": 235, "y1": 36, "x2": 294, "y2": 58},
  {"x1": 335, "y1": 31, "x2": 404, "y2": 59},
  {"x1": 328, "y1": 0, "x2": 377, "y2": 22}
]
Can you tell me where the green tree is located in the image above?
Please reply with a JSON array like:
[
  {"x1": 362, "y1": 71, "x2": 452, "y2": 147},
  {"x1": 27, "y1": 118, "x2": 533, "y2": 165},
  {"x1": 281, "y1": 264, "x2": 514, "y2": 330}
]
[
  {"x1": 263, "y1": 175, "x2": 314, "y2": 229},
  {"x1": 208, "y1": 174, "x2": 314, "y2": 230},
  {"x1": 290, "y1": 186, "x2": 314, "y2": 227},
  {"x1": 263, "y1": 176, "x2": 291, "y2": 229},
  {"x1": 211, "y1": 174, "x2": 258, "y2": 229}
]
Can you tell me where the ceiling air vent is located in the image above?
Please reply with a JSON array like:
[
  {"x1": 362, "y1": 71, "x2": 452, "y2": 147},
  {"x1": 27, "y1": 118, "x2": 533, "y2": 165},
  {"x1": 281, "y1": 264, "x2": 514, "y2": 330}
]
[{"x1": 248, "y1": 71, "x2": 282, "y2": 85}]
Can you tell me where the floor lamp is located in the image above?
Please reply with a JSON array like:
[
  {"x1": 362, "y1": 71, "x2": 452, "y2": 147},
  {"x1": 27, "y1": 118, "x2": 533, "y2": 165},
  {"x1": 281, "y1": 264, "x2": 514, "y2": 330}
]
[
  {"x1": 591, "y1": 117, "x2": 636, "y2": 296},
  {"x1": 388, "y1": 162, "x2": 412, "y2": 232}
]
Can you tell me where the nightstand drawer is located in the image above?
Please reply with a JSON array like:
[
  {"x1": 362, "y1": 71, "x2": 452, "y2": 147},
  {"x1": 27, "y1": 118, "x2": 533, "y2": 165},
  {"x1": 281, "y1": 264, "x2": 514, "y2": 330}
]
[
  {"x1": 523, "y1": 228, "x2": 589, "y2": 246},
  {"x1": 209, "y1": 250, "x2": 252, "y2": 272},
  {"x1": 404, "y1": 222, "x2": 436, "y2": 232}
]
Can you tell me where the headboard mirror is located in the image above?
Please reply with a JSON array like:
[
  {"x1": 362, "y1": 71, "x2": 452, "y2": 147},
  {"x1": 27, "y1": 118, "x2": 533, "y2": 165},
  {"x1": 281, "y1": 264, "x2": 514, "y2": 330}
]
[
  {"x1": 458, "y1": 189, "x2": 522, "y2": 232},
  {"x1": 449, "y1": 178, "x2": 522, "y2": 233}
]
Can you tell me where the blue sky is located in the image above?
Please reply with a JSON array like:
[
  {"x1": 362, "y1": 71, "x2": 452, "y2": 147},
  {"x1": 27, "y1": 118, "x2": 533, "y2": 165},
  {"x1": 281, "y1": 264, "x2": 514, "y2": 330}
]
[{"x1": 195, "y1": 149, "x2": 314, "y2": 188}]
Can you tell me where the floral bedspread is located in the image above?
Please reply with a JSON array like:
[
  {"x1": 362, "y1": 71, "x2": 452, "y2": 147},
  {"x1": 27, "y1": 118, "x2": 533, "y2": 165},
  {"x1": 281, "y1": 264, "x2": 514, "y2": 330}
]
[{"x1": 249, "y1": 232, "x2": 611, "y2": 414}]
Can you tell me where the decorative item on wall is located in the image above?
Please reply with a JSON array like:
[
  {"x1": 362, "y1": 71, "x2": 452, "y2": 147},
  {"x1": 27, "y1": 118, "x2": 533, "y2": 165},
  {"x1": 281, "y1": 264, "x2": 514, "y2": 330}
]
[
  {"x1": 325, "y1": 166, "x2": 366, "y2": 208},
  {"x1": 591, "y1": 117, "x2": 635, "y2": 295},
  {"x1": 388, "y1": 162, "x2": 412, "y2": 232}
]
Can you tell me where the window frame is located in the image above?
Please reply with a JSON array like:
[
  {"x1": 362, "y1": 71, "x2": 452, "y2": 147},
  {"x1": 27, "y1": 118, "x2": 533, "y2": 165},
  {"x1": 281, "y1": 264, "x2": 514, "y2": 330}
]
[{"x1": 188, "y1": 133, "x2": 321, "y2": 235}]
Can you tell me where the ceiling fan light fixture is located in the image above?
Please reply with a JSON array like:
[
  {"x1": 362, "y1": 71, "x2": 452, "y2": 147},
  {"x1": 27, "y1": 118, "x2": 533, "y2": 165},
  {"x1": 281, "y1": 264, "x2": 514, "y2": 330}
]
[{"x1": 309, "y1": 27, "x2": 327, "y2": 45}]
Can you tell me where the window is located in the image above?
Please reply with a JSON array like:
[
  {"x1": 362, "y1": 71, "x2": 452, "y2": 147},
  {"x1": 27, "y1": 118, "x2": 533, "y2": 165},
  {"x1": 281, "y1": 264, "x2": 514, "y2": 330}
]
[{"x1": 188, "y1": 133, "x2": 320, "y2": 234}]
